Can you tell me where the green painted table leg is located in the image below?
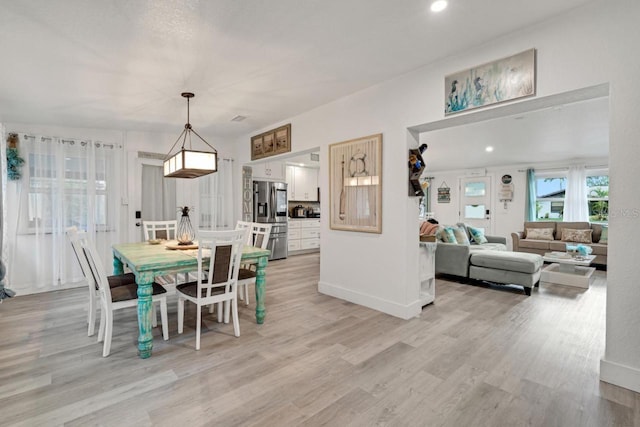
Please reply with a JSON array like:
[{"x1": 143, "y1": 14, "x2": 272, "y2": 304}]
[
  {"x1": 136, "y1": 272, "x2": 155, "y2": 359},
  {"x1": 255, "y1": 255, "x2": 268, "y2": 324},
  {"x1": 112, "y1": 255, "x2": 124, "y2": 275}
]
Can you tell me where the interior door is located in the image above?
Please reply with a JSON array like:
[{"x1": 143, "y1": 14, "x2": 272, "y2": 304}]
[
  {"x1": 459, "y1": 176, "x2": 492, "y2": 234},
  {"x1": 131, "y1": 157, "x2": 176, "y2": 241}
]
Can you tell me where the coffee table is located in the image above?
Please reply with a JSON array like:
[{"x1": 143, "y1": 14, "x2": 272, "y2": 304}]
[{"x1": 540, "y1": 252, "x2": 596, "y2": 288}]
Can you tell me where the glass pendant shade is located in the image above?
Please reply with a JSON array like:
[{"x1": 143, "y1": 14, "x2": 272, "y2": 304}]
[
  {"x1": 164, "y1": 149, "x2": 217, "y2": 178},
  {"x1": 163, "y1": 92, "x2": 218, "y2": 179}
]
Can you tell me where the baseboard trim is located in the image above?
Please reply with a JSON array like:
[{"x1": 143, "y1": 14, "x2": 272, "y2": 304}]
[
  {"x1": 318, "y1": 281, "x2": 421, "y2": 320},
  {"x1": 600, "y1": 358, "x2": 640, "y2": 393}
]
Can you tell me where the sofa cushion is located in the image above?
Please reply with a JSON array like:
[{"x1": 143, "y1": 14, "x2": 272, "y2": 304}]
[
  {"x1": 468, "y1": 226, "x2": 488, "y2": 244},
  {"x1": 519, "y1": 239, "x2": 552, "y2": 250},
  {"x1": 589, "y1": 243, "x2": 608, "y2": 256},
  {"x1": 470, "y1": 251, "x2": 543, "y2": 274},
  {"x1": 526, "y1": 228, "x2": 554, "y2": 240},
  {"x1": 549, "y1": 240, "x2": 570, "y2": 252},
  {"x1": 561, "y1": 228, "x2": 593, "y2": 243},
  {"x1": 438, "y1": 226, "x2": 457, "y2": 243},
  {"x1": 598, "y1": 225, "x2": 608, "y2": 244},
  {"x1": 453, "y1": 226, "x2": 471, "y2": 245},
  {"x1": 470, "y1": 243, "x2": 507, "y2": 251},
  {"x1": 555, "y1": 222, "x2": 590, "y2": 241},
  {"x1": 523, "y1": 222, "x2": 557, "y2": 239}
]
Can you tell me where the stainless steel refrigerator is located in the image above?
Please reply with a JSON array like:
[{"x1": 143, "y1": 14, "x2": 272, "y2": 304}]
[{"x1": 253, "y1": 181, "x2": 288, "y2": 260}]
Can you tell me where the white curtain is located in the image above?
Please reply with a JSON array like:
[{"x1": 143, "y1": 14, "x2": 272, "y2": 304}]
[
  {"x1": 5, "y1": 134, "x2": 122, "y2": 293},
  {"x1": 564, "y1": 165, "x2": 589, "y2": 221},
  {"x1": 141, "y1": 164, "x2": 176, "y2": 221},
  {"x1": 199, "y1": 158, "x2": 234, "y2": 230}
]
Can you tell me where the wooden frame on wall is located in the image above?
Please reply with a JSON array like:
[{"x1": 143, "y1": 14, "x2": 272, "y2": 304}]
[
  {"x1": 329, "y1": 133, "x2": 382, "y2": 233},
  {"x1": 250, "y1": 124, "x2": 291, "y2": 160}
]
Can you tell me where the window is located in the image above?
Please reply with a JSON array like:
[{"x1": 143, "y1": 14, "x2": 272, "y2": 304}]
[
  {"x1": 535, "y1": 174, "x2": 566, "y2": 221},
  {"x1": 534, "y1": 170, "x2": 609, "y2": 223},
  {"x1": 19, "y1": 139, "x2": 119, "y2": 233},
  {"x1": 587, "y1": 174, "x2": 609, "y2": 223}
]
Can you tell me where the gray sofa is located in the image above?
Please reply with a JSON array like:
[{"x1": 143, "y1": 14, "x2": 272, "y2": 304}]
[
  {"x1": 435, "y1": 230, "x2": 507, "y2": 277},
  {"x1": 434, "y1": 223, "x2": 543, "y2": 295},
  {"x1": 511, "y1": 221, "x2": 607, "y2": 266}
]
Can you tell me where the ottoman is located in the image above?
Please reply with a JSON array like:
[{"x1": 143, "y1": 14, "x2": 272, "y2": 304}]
[{"x1": 469, "y1": 251, "x2": 543, "y2": 296}]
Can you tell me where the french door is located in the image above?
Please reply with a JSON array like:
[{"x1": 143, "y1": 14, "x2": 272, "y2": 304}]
[{"x1": 459, "y1": 176, "x2": 492, "y2": 234}]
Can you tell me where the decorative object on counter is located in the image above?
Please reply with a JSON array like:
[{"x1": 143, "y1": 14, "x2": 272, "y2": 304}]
[
  {"x1": 445, "y1": 48, "x2": 536, "y2": 115},
  {"x1": 6, "y1": 133, "x2": 25, "y2": 181},
  {"x1": 0, "y1": 259, "x2": 16, "y2": 302},
  {"x1": 163, "y1": 92, "x2": 218, "y2": 178},
  {"x1": 329, "y1": 133, "x2": 382, "y2": 233},
  {"x1": 408, "y1": 143, "x2": 428, "y2": 197},
  {"x1": 177, "y1": 206, "x2": 195, "y2": 245},
  {"x1": 437, "y1": 181, "x2": 450, "y2": 203},
  {"x1": 251, "y1": 123, "x2": 291, "y2": 160}
]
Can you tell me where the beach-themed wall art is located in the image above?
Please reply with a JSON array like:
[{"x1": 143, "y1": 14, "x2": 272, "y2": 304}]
[
  {"x1": 251, "y1": 123, "x2": 291, "y2": 160},
  {"x1": 445, "y1": 49, "x2": 536, "y2": 115},
  {"x1": 329, "y1": 134, "x2": 382, "y2": 233}
]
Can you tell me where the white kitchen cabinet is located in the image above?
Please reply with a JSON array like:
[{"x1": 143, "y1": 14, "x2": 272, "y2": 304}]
[
  {"x1": 288, "y1": 218, "x2": 320, "y2": 254},
  {"x1": 288, "y1": 166, "x2": 318, "y2": 201},
  {"x1": 252, "y1": 161, "x2": 285, "y2": 181},
  {"x1": 286, "y1": 165, "x2": 295, "y2": 200}
]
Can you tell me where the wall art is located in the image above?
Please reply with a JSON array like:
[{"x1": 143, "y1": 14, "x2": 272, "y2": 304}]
[
  {"x1": 329, "y1": 133, "x2": 382, "y2": 233},
  {"x1": 445, "y1": 49, "x2": 536, "y2": 115}
]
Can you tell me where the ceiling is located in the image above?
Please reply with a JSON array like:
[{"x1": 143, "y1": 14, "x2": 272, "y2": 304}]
[
  {"x1": 420, "y1": 96, "x2": 609, "y2": 171},
  {"x1": 0, "y1": 0, "x2": 596, "y2": 139}
]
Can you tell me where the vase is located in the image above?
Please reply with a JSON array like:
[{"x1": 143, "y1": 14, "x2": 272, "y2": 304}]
[{"x1": 177, "y1": 207, "x2": 195, "y2": 245}]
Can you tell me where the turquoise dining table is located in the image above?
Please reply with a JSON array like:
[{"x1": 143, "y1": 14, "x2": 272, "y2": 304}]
[{"x1": 112, "y1": 241, "x2": 271, "y2": 359}]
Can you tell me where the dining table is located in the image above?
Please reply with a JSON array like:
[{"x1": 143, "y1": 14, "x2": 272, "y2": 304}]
[{"x1": 112, "y1": 240, "x2": 271, "y2": 359}]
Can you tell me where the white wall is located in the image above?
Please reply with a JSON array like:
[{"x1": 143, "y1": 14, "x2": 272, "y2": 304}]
[{"x1": 233, "y1": 0, "x2": 640, "y2": 392}]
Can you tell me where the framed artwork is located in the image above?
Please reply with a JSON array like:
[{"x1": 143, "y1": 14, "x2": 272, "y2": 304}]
[
  {"x1": 251, "y1": 124, "x2": 291, "y2": 160},
  {"x1": 437, "y1": 182, "x2": 451, "y2": 203},
  {"x1": 329, "y1": 133, "x2": 382, "y2": 233},
  {"x1": 445, "y1": 48, "x2": 536, "y2": 115}
]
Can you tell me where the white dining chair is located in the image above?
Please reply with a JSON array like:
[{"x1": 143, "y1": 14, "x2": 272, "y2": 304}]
[
  {"x1": 66, "y1": 226, "x2": 138, "y2": 337},
  {"x1": 142, "y1": 220, "x2": 178, "y2": 241},
  {"x1": 237, "y1": 222, "x2": 272, "y2": 305},
  {"x1": 68, "y1": 227, "x2": 169, "y2": 357},
  {"x1": 176, "y1": 228, "x2": 247, "y2": 350},
  {"x1": 142, "y1": 220, "x2": 187, "y2": 289}
]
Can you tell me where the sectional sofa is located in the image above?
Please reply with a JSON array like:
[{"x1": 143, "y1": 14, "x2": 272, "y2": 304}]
[{"x1": 511, "y1": 221, "x2": 607, "y2": 266}]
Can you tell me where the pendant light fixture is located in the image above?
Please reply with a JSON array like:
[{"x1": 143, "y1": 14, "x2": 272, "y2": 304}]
[{"x1": 163, "y1": 92, "x2": 218, "y2": 178}]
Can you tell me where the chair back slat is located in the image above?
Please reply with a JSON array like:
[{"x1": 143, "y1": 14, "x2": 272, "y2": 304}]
[
  {"x1": 66, "y1": 227, "x2": 94, "y2": 289},
  {"x1": 197, "y1": 229, "x2": 248, "y2": 299},
  {"x1": 250, "y1": 223, "x2": 272, "y2": 250},
  {"x1": 77, "y1": 234, "x2": 113, "y2": 309},
  {"x1": 143, "y1": 220, "x2": 178, "y2": 241}
]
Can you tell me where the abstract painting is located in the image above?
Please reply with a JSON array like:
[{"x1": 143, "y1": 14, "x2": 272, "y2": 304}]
[{"x1": 445, "y1": 49, "x2": 536, "y2": 115}]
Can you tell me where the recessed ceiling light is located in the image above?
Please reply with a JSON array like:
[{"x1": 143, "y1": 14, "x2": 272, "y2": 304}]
[
  {"x1": 485, "y1": 146, "x2": 494, "y2": 152},
  {"x1": 430, "y1": 0, "x2": 448, "y2": 12}
]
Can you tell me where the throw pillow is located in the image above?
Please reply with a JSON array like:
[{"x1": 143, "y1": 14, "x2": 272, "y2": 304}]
[
  {"x1": 526, "y1": 228, "x2": 554, "y2": 241},
  {"x1": 437, "y1": 226, "x2": 457, "y2": 243},
  {"x1": 599, "y1": 225, "x2": 608, "y2": 244},
  {"x1": 468, "y1": 226, "x2": 488, "y2": 244},
  {"x1": 561, "y1": 228, "x2": 593, "y2": 244},
  {"x1": 453, "y1": 226, "x2": 471, "y2": 245}
]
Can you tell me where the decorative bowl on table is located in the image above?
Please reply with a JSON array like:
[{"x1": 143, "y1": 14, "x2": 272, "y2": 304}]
[{"x1": 148, "y1": 239, "x2": 162, "y2": 245}]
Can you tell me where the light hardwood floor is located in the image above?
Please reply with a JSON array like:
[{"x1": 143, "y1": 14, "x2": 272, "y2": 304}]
[{"x1": 0, "y1": 253, "x2": 638, "y2": 426}]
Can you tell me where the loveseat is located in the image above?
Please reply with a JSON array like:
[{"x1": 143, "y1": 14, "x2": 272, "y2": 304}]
[{"x1": 511, "y1": 221, "x2": 607, "y2": 266}]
